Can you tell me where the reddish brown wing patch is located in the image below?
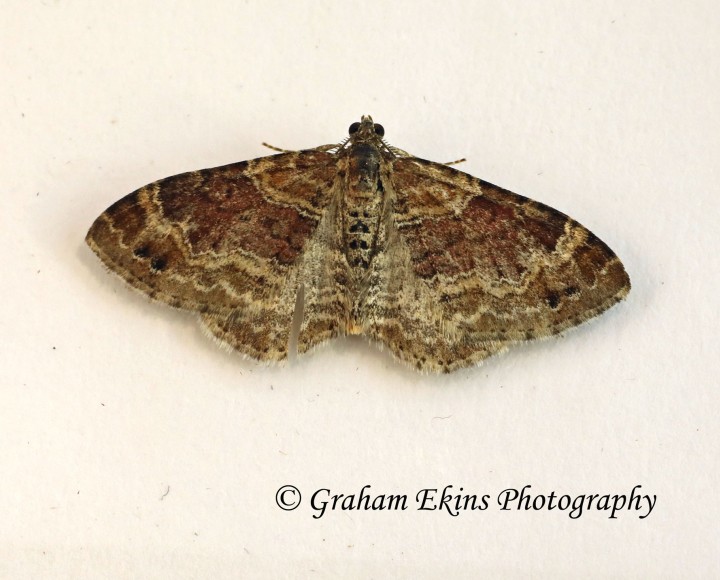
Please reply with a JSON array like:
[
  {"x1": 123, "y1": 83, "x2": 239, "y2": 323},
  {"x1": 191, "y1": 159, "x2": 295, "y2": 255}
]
[
  {"x1": 86, "y1": 150, "x2": 337, "y2": 360},
  {"x1": 157, "y1": 165, "x2": 317, "y2": 265}
]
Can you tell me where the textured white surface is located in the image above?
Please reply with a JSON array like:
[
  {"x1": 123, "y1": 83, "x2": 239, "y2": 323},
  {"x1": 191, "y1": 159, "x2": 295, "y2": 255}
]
[{"x1": 2, "y1": 0, "x2": 718, "y2": 577}]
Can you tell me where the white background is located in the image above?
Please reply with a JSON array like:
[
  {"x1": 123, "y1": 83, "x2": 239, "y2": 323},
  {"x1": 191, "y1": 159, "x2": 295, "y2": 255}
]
[{"x1": 2, "y1": 0, "x2": 719, "y2": 577}]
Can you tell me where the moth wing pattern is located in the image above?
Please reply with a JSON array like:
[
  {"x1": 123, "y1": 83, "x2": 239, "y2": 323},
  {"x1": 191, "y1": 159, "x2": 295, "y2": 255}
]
[
  {"x1": 86, "y1": 150, "x2": 341, "y2": 361},
  {"x1": 363, "y1": 157, "x2": 631, "y2": 372},
  {"x1": 87, "y1": 116, "x2": 631, "y2": 373}
]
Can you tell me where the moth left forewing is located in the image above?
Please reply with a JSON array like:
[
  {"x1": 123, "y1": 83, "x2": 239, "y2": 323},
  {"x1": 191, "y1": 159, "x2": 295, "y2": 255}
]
[
  {"x1": 87, "y1": 150, "x2": 340, "y2": 362},
  {"x1": 366, "y1": 157, "x2": 630, "y2": 372}
]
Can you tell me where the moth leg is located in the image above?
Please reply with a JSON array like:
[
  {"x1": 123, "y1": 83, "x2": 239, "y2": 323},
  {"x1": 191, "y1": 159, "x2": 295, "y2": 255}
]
[{"x1": 388, "y1": 145, "x2": 413, "y2": 157}]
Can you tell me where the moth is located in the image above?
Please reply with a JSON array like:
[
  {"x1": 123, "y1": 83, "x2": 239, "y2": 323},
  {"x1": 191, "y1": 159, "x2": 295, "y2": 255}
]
[{"x1": 86, "y1": 116, "x2": 630, "y2": 372}]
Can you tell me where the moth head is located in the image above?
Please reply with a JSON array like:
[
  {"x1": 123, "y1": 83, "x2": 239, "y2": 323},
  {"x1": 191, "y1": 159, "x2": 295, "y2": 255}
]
[{"x1": 348, "y1": 115, "x2": 385, "y2": 141}]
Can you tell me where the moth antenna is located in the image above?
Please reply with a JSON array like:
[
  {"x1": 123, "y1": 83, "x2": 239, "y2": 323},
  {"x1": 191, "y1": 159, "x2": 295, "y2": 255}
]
[{"x1": 262, "y1": 142, "x2": 295, "y2": 153}]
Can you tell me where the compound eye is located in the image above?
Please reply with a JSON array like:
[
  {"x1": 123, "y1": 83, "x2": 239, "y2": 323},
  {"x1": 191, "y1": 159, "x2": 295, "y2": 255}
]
[
  {"x1": 348, "y1": 122, "x2": 361, "y2": 135},
  {"x1": 374, "y1": 124, "x2": 385, "y2": 137}
]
